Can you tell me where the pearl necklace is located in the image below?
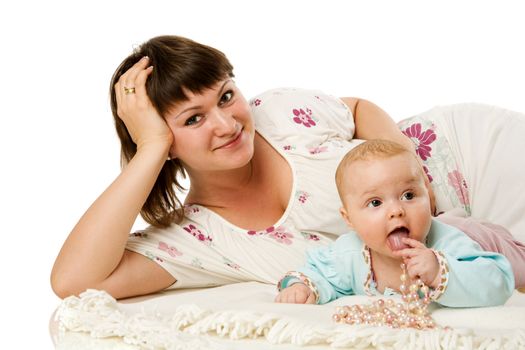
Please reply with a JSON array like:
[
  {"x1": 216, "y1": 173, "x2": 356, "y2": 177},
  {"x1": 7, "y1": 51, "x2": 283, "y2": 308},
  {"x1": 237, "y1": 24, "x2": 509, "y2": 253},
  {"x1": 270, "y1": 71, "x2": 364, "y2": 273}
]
[{"x1": 332, "y1": 263, "x2": 437, "y2": 329}]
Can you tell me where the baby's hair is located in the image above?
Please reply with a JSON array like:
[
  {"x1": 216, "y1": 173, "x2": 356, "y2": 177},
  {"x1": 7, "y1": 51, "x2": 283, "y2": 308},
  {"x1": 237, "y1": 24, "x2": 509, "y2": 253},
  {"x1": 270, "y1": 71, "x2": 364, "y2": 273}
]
[{"x1": 335, "y1": 139, "x2": 418, "y2": 199}]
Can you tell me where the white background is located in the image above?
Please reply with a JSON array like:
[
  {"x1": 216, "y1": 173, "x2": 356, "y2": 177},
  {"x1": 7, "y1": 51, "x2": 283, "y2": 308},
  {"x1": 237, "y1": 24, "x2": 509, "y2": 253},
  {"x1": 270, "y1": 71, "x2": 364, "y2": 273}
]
[{"x1": 1, "y1": 0, "x2": 524, "y2": 348}]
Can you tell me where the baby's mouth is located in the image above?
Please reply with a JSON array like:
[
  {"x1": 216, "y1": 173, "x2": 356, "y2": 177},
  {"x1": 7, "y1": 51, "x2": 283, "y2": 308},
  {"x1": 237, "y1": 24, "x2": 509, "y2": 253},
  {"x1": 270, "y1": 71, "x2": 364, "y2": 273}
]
[{"x1": 387, "y1": 226, "x2": 410, "y2": 251}]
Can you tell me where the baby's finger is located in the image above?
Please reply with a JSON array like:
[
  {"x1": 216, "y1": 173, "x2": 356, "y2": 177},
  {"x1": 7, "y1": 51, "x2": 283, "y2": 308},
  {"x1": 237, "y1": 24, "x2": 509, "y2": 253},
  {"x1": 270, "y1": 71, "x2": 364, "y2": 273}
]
[
  {"x1": 401, "y1": 237, "x2": 426, "y2": 248},
  {"x1": 305, "y1": 292, "x2": 316, "y2": 304},
  {"x1": 392, "y1": 248, "x2": 419, "y2": 258}
]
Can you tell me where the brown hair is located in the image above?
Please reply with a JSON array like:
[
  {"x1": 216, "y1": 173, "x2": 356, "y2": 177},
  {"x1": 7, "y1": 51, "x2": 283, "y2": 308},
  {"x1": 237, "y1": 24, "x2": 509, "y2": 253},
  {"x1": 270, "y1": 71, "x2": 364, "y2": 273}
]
[
  {"x1": 335, "y1": 139, "x2": 419, "y2": 199},
  {"x1": 109, "y1": 35, "x2": 234, "y2": 227}
]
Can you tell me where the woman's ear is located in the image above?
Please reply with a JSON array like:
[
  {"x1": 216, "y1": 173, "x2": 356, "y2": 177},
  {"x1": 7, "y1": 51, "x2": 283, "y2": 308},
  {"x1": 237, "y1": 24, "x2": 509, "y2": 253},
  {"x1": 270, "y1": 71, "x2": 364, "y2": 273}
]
[{"x1": 339, "y1": 207, "x2": 354, "y2": 228}]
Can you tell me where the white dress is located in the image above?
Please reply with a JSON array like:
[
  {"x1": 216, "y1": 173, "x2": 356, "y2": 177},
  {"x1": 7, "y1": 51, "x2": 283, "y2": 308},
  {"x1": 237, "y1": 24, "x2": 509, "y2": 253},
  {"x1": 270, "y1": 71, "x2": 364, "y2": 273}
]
[{"x1": 127, "y1": 88, "x2": 362, "y2": 288}]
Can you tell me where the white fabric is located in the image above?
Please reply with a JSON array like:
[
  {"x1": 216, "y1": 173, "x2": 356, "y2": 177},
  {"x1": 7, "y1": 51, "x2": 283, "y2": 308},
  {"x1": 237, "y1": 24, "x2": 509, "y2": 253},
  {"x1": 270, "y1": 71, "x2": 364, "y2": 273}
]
[
  {"x1": 52, "y1": 282, "x2": 525, "y2": 350},
  {"x1": 429, "y1": 104, "x2": 525, "y2": 242}
]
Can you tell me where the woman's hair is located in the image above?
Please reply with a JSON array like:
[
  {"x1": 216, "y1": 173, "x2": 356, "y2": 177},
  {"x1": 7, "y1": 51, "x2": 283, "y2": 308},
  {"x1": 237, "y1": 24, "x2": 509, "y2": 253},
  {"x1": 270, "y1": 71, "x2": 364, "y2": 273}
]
[{"x1": 109, "y1": 35, "x2": 234, "y2": 227}]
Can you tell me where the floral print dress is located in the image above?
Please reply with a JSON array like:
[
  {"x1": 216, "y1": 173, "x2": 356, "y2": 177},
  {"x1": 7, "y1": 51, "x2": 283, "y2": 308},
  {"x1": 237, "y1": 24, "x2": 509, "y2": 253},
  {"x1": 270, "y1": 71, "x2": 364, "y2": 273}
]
[{"x1": 127, "y1": 88, "x2": 362, "y2": 289}]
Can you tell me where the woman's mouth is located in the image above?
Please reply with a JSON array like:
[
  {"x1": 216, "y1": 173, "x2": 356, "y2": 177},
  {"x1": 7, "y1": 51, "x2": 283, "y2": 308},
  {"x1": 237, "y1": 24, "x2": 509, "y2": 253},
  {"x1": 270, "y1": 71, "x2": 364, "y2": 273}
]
[{"x1": 215, "y1": 129, "x2": 243, "y2": 150}]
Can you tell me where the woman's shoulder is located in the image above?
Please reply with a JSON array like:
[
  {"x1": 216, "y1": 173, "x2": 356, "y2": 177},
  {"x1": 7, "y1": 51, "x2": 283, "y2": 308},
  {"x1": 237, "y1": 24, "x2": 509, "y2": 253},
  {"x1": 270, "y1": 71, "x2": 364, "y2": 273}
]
[{"x1": 249, "y1": 87, "x2": 355, "y2": 141}]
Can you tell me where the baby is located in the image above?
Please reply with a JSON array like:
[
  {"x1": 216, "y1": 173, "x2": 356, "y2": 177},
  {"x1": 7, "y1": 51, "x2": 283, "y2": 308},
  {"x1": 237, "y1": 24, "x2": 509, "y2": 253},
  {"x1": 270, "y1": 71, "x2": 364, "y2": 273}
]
[{"x1": 275, "y1": 139, "x2": 515, "y2": 307}]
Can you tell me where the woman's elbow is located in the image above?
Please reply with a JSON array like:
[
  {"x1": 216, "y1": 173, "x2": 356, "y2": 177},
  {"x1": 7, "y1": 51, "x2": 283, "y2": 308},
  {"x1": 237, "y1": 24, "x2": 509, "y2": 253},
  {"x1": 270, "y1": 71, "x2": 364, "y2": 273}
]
[{"x1": 50, "y1": 270, "x2": 89, "y2": 299}]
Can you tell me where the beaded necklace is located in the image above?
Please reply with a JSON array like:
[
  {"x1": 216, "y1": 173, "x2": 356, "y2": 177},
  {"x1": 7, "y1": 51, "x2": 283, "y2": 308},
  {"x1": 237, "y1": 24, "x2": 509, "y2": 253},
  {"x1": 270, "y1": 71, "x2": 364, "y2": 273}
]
[{"x1": 332, "y1": 263, "x2": 437, "y2": 329}]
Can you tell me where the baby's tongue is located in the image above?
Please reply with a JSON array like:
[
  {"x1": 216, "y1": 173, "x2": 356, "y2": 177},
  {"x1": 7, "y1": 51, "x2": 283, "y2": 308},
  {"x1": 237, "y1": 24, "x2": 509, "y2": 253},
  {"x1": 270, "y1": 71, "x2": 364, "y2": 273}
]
[{"x1": 387, "y1": 229, "x2": 409, "y2": 251}]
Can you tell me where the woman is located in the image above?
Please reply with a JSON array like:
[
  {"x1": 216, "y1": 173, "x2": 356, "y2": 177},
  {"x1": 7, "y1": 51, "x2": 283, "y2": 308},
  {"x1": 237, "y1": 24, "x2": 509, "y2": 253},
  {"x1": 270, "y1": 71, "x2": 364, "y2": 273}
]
[{"x1": 50, "y1": 35, "x2": 525, "y2": 299}]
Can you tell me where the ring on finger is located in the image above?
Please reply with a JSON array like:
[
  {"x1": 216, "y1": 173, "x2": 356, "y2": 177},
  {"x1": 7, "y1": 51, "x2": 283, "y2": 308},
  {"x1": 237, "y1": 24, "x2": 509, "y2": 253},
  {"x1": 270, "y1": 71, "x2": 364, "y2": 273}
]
[{"x1": 124, "y1": 86, "x2": 136, "y2": 94}]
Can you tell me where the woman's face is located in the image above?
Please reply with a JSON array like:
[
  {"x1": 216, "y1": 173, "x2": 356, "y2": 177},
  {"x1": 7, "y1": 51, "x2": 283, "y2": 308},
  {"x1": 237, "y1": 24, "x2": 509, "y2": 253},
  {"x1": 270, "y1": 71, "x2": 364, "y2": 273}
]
[{"x1": 164, "y1": 79, "x2": 255, "y2": 173}]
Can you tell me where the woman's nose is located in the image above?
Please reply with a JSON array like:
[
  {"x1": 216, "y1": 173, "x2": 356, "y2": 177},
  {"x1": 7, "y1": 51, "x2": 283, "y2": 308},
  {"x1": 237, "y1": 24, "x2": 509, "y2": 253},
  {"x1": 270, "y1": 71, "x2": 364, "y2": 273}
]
[{"x1": 210, "y1": 109, "x2": 236, "y2": 136}]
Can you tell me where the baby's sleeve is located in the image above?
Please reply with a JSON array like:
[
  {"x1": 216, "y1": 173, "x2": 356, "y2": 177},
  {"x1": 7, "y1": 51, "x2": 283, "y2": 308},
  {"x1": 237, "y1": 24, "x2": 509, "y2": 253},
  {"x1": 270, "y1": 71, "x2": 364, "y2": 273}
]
[
  {"x1": 429, "y1": 220, "x2": 515, "y2": 307},
  {"x1": 280, "y1": 234, "x2": 360, "y2": 304}
]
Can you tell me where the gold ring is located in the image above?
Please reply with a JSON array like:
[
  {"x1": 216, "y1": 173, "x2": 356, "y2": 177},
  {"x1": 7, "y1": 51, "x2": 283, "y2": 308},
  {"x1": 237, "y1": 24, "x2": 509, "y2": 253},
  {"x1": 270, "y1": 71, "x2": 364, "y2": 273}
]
[{"x1": 124, "y1": 87, "x2": 136, "y2": 94}]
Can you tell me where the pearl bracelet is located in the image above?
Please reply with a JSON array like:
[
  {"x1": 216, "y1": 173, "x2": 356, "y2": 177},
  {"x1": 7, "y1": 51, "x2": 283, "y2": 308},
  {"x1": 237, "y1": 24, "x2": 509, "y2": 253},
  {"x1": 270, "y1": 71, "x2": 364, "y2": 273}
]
[{"x1": 277, "y1": 271, "x2": 320, "y2": 303}]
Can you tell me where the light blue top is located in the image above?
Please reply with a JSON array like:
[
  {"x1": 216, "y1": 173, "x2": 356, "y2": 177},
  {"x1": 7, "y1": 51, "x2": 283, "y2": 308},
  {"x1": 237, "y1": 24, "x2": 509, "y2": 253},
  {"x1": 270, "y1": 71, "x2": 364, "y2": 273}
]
[{"x1": 280, "y1": 219, "x2": 515, "y2": 307}]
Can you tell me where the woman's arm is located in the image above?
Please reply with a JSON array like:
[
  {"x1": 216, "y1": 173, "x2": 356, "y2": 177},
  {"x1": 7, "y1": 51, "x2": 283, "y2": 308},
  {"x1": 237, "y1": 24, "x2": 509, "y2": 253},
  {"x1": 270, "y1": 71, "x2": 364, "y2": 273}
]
[
  {"x1": 341, "y1": 97, "x2": 436, "y2": 213},
  {"x1": 51, "y1": 144, "x2": 176, "y2": 299},
  {"x1": 51, "y1": 57, "x2": 176, "y2": 299},
  {"x1": 340, "y1": 97, "x2": 415, "y2": 152}
]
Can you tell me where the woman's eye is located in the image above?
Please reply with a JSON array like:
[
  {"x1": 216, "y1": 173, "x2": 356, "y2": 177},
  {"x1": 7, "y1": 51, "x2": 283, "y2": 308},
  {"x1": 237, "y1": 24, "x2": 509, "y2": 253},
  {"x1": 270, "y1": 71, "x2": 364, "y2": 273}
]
[
  {"x1": 185, "y1": 115, "x2": 203, "y2": 126},
  {"x1": 219, "y1": 91, "x2": 233, "y2": 105},
  {"x1": 367, "y1": 199, "x2": 382, "y2": 208},
  {"x1": 402, "y1": 192, "x2": 415, "y2": 201}
]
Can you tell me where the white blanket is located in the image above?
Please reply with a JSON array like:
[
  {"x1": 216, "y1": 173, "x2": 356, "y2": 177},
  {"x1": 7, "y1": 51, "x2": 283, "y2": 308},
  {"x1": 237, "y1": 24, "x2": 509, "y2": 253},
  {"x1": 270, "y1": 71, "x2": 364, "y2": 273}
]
[{"x1": 51, "y1": 282, "x2": 525, "y2": 350}]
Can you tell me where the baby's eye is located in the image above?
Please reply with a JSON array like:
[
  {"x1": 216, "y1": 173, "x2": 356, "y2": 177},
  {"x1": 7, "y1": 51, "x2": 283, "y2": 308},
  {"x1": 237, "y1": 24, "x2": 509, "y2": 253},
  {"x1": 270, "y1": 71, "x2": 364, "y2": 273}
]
[
  {"x1": 185, "y1": 114, "x2": 204, "y2": 126},
  {"x1": 219, "y1": 91, "x2": 233, "y2": 105},
  {"x1": 401, "y1": 191, "x2": 415, "y2": 201},
  {"x1": 367, "y1": 199, "x2": 382, "y2": 208}
]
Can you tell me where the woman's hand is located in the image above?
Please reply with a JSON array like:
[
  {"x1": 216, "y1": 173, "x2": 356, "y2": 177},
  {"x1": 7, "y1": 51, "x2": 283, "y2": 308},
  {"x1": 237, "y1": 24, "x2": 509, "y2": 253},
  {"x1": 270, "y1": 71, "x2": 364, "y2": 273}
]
[
  {"x1": 393, "y1": 237, "x2": 440, "y2": 288},
  {"x1": 274, "y1": 283, "x2": 317, "y2": 304},
  {"x1": 114, "y1": 56, "x2": 173, "y2": 152}
]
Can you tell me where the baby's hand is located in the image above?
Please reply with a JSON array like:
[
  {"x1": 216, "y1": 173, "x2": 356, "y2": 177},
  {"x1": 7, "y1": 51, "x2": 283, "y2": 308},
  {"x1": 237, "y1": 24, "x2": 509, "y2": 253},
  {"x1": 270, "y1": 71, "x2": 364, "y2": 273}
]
[
  {"x1": 274, "y1": 283, "x2": 316, "y2": 304},
  {"x1": 393, "y1": 238, "x2": 440, "y2": 288}
]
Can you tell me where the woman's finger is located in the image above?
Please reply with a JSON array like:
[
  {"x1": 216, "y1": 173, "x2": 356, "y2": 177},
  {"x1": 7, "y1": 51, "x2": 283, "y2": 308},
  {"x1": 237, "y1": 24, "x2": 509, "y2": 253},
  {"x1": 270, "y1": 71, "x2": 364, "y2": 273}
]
[
  {"x1": 121, "y1": 56, "x2": 150, "y2": 87},
  {"x1": 134, "y1": 65, "x2": 154, "y2": 98}
]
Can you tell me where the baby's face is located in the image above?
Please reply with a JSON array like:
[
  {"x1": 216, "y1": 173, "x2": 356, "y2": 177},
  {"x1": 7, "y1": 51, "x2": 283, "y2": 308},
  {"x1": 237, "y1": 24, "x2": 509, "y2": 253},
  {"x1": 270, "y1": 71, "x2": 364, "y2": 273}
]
[{"x1": 339, "y1": 153, "x2": 432, "y2": 259}]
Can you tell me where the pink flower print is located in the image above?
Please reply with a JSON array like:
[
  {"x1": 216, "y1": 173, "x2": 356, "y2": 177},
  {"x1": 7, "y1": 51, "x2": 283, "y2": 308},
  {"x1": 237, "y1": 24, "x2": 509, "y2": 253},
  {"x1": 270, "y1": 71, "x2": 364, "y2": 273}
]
[
  {"x1": 301, "y1": 231, "x2": 320, "y2": 241},
  {"x1": 254, "y1": 99, "x2": 261, "y2": 106},
  {"x1": 183, "y1": 224, "x2": 213, "y2": 243},
  {"x1": 423, "y1": 165, "x2": 433, "y2": 183},
  {"x1": 158, "y1": 242, "x2": 183, "y2": 257},
  {"x1": 402, "y1": 123, "x2": 436, "y2": 161},
  {"x1": 223, "y1": 257, "x2": 241, "y2": 270},
  {"x1": 292, "y1": 108, "x2": 316, "y2": 128},
  {"x1": 296, "y1": 191, "x2": 310, "y2": 204},
  {"x1": 184, "y1": 205, "x2": 200, "y2": 217},
  {"x1": 269, "y1": 226, "x2": 294, "y2": 245},
  {"x1": 447, "y1": 170, "x2": 470, "y2": 206},
  {"x1": 309, "y1": 234, "x2": 320, "y2": 241},
  {"x1": 308, "y1": 146, "x2": 328, "y2": 155},
  {"x1": 130, "y1": 230, "x2": 148, "y2": 238},
  {"x1": 246, "y1": 226, "x2": 276, "y2": 236},
  {"x1": 145, "y1": 251, "x2": 163, "y2": 262}
]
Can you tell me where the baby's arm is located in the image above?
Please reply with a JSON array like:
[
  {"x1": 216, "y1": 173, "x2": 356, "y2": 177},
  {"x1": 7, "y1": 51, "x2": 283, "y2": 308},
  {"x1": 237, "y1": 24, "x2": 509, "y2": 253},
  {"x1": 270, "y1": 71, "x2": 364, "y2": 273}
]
[
  {"x1": 410, "y1": 221, "x2": 514, "y2": 307},
  {"x1": 276, "y1": 235, "x2": 359, "y2": 304},
  {"x1": 434, "y1": 237, "x2": 514, "y2": 307}
]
